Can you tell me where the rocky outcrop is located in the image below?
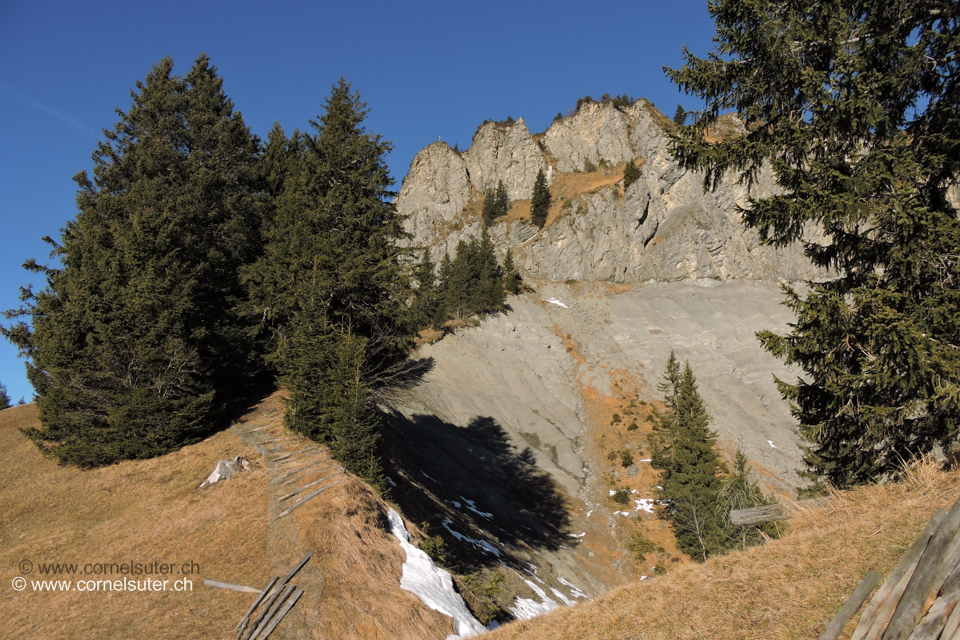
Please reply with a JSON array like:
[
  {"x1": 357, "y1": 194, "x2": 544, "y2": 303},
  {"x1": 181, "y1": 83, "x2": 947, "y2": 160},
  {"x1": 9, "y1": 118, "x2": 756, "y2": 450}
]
[
  {"x1": 462, "y1": 118, "x2": 545, "y2": 200},
  {"x1": 543, "y1": 102, "x2": 636, "y2": 173},
  {"x1": 396, "y1": 100, "x2": 822, "y2": 283},
  {"x1": 395, "y1": 142, "x2": 471, "y2": 247}
]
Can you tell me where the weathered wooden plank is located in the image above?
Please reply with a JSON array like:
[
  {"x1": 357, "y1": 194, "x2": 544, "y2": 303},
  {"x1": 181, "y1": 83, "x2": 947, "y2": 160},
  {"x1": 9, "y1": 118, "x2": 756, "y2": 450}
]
[
  {"x1": 203, "y1": 579, "x2": 261, "y2": 594},
  {"x1": 235, "y1": 576, "x2": 278, "y2": 633},
  {"x1": 278, "y1": 550, "x2": 314, "y2": 587},
  {"x1": 884, "y1": 497, "x2": 960, "y2": 640},
  {"x1": 241, "y1": 581, "x2": 286, "y2": 640},
  {"x1": 864, "y1": 568, "x2": 921, "y2": 640},
  {"x1": 274, "y1": 480, "x2": 341, "y2": 519},
  {"x1": 819, "y1": 570, "x2": 883, "y2": 640},
  {"x1": 278, "y1": 462, "x2": 334, "y2": 485},
  {"x1": 278, "y1": 471, "x2": 342, "y2": 502},
  {"x1": 906, "y1": 581, "x2": 960, "y2": 640},
  {"x1": 730, "y1": 504, "x2": 790, "y2": 526},
  {"x1": 257, "y1": 588, "x2": 303, "y2": 640},
  {"x1": 941, "y1": 595, "x2": 960, "y2": 640},
  {"x1": 852, "y1": 510, "x2": 948, "y2": 640},
  {"x1": 248, "y1": 584, "x2": 296, "y2": 640},
  {"x1": 272, "y1": 447, "x2": 319, "y2": 462}
]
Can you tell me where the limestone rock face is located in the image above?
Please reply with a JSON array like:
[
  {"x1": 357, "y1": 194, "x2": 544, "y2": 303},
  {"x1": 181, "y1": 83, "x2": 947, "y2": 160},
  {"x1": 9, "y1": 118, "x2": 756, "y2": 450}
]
[
  {"x1": 395, "y1": 141, "x2": 471, "y2": 246},
  {"x1": 396, "y1": 100, "x2": 823, "y2": 282},
  {"x1": 543, "y1": 102, "x2": 635, "y2": 172},
  {"x1": 462, "y1": 118, "x2": 545, "y2": 200}
]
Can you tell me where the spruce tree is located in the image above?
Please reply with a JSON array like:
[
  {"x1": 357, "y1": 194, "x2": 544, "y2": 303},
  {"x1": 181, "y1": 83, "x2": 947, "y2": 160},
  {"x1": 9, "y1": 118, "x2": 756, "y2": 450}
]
[
  {"x1": 530, "y1": 169, "x2": 551, "y2": 229},
  {"x1": 0, "y1": 382, "x2": 10, "y2": 410},
  {"x1": 411, "y1": 255, "x2": 438, "y2": 330},
  {"x1": 481, "y1": 188, "x2": 497, "y2": 227},
  {"x1": 495, "y1": 180, "x2": 510, "y2": 218},
  {"x1": 673, "y1": 105, "x2": 687, "y2": 126},
  {"x1": 3, "y1": 56, "x2": 264, "y2": 467},
  {"x1": 481, "y1": 180, "x2": 510, "y2": 227},
  {"x1": 433, "y1": 251, "x2": 453, "y2": 326},
  {"x1": 622, "y1": 159, "x2": 641, "y2": 191},
  {"x1": 666, "y1": 0, "x2": 960, "y2": 487},
  {"x1": 503, "y1": 248, "x2": 521, "y2": 294},
  {"x1": 717, "y1": 450, "x2": 779, "y2": 551},
  {"x1": 650, "y1": 356, "x2": 728, "y2": 561},
  {"x1": 245, "y1": 79, "x2": 404, "y2": 489}
]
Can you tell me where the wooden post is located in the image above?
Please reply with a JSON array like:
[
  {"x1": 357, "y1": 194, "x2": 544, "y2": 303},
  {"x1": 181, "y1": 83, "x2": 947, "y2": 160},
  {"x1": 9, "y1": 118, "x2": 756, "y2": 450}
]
[
  {"x1": 247, "y1": 584, "x2": 295, "y2": 640},
  {"x1": 256, "y1": 588, "x2": 303, "y2": 640},
  {"x1": 274, "y1": 481, "x2": 341, "y2": 519},
  {"x1": 729, "y1": 504, "x2": 790, "y2": 526},
  {"x1": 203, "y1": 579, "x2": 262, "y2": 594},
  {"x1": 235, "y1": 576, "x2": 278, "y2": 634},
  {"x1": 883, "y1": 497, "x2": 960, "y2": 640},
  {"x1": 819, "y1": 570, "x2": 883, "y2": 640},
  {"x1": 278, "y1": 471, "x2": 341, "y2": 502},
  {"x1": 852, "y1": 509, "x2": 947, "y2": 640}
]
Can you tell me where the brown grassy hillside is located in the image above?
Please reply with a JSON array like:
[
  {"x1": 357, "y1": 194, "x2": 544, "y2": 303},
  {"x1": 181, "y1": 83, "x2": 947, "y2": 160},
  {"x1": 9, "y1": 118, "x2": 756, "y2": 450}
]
[
  {"x1": 0, "y1": 398, "x2": 454, "y2": 640},
  {"x1": 487, "y1": 461, "x2": 960, "y2": 640},
  {"x1": 0, "y1": 403, "x2": 273, "y2": 639}
]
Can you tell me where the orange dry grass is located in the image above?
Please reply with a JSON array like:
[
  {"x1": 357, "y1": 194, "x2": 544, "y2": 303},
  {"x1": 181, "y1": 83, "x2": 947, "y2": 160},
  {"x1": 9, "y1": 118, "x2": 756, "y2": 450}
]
[
  {"x1": 283, "y1": 478, "x2": 454, "y2": 640},
  {"x1": 0, "y1": 403, "x2": 272, "y2": 640},
  {"x1": 487, "y1": 460, "x2": 960, "y2": 640}
]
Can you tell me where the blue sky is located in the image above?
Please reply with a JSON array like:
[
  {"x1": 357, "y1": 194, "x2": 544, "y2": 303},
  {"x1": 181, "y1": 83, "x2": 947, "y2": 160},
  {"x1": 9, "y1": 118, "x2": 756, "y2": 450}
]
[{"x1": 0, "y1": 0, "x2": 719, "y2": 402}]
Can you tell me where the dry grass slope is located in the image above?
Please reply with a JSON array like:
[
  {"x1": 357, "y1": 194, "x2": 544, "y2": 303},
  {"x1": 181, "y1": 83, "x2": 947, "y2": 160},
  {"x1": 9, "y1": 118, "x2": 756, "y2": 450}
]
[
  {"x1": 0, "y1": 397, "x2": 454, "y2": 640},
  {"x1": 0, "y1": 403, "x2": 273, "y2": 639},
  {"x1": 488, "y1": 461, "x2": 960, "y2": 640}
]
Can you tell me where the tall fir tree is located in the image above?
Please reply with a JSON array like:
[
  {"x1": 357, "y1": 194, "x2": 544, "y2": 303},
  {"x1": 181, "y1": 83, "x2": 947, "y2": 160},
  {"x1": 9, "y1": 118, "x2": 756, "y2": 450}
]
[
  {"x1": 650, "y1": 355, "x2": 727, "y2": 561},
  {"x1": 0, "y1": 382, "x2": 10, "y2": 410},
  {"x1": 503, "y1": 248, "x2": 521, "y2": 294},
  {"x1": 411, "y1": 254, "x2": 439, "y2": 331},
  {"x1": 530, "y1": 169, "x2": 551, "y2": 229},
  {"x1": 2, "y1": 56, "x2": 264, "y2": 467},
  {"x1": 622, "y1": 159, "x2": 641, "y2": 191},
  {"x1": 666, "y1": 0, "x2": 960, "y2": 487},
  {"x1": 673, "y1": 105, "x2": 687, "y2": 126},
  {"x1": 245, "y1": 79, "x2": 406, "y2": 488},
  {"x1": 481, "y1": 180, "x2": 510, "y2": 227}
]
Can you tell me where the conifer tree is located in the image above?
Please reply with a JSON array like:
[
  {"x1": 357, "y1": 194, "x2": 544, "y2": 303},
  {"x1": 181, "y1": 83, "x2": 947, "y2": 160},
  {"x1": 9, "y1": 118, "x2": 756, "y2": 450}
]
[
  {"x1": 673, "y1": 105, "x2": 687, "y2": 126},
  {"x1": 411, "y1": 255, "x2": 438, "y2": 330},
  {"x1": 651, "y1": 356, "x2": 728, "y2": 561},
  {"x1": 530, "y1": 169, "x2": 551, "y2": 229},
  {"x1": 3, "y1": 55, "x2": 264, "y2": 467},
  {"x1": 717, "y1": 450, "x2": 779, "y2": 551},
  {"x1": 503, "y1": 248, "x2": 521, "y2": 294},
  {"x1": 622, "y1": 159, "x2": 641, "y2": 191},
  {"x1": 0, "y1": 382, "x2": 10, "y2": 410},
  {"x1": 245, "y1": 79, "x2": 404, "y2": 489},
  {"x1": 666, "y1": 0, "x2": 960, "y2": 487},
  {"x1": 433, "y1": 252, "x2": 453, "y2": 326},
  {"x1": 495, "y1": 180, "x2": 510, "y2": 218},
  {"x1": 481, "y1": 180, "x2": 511, "y2": 227}
]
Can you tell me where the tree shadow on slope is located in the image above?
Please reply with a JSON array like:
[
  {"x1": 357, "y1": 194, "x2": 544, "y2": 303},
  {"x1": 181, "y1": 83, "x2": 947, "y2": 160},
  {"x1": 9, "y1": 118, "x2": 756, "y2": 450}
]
[{"x1": 381, "y1": 410, "x2": 571, "y2": 571}]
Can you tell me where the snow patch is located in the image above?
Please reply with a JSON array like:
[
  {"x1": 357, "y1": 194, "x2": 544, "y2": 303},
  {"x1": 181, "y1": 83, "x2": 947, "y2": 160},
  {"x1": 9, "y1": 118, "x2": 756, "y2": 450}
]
[
  {"x1": 634, "y1": 499, "x2": 655, "y2": 513},
  {"x1": 441, "y1": 518, "x2": 501, "y2": 557},
  {"x1": 551, "y1": 587, "x2": 575, "y2": 606},
  {"x1": 509, "y1": 579, "x2": 560, "y2": 620},
  {"x1": 768, "y1": 440, "x2": 777, "y2": 449},
  {"x1": 387, "y1": 509, "x2": 486, "y2": 639},
  {"x1": 546, "y1": 298, "x2": 568, "y2": 308},
  {"x1": 557, "y1": 576, "x2": 587, "y2": 599},
  {"x1": 459, "y1": 496, "x2": 493, "y2": 520}
]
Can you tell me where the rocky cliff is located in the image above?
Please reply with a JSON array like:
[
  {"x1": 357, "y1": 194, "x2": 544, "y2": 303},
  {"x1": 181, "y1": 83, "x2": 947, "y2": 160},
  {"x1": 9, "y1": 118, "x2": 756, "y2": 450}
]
[{"x1": 396, "y1": 100, "x2": 821, "y2": 283}]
